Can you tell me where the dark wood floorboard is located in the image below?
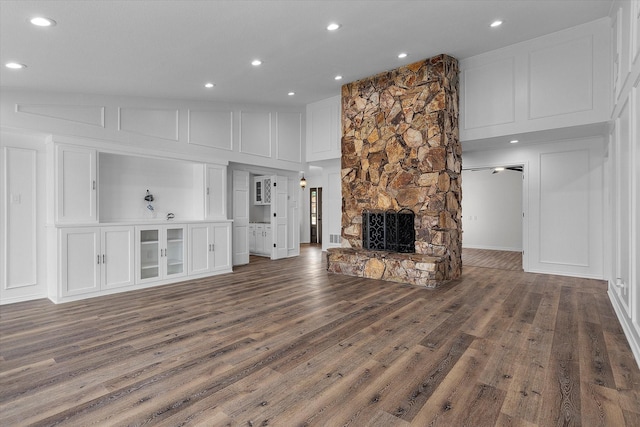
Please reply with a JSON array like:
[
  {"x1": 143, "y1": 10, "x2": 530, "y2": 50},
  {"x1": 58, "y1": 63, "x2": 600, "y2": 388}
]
[{"x1": 1, "y1": 245, "x2": 638, "y2": 426}]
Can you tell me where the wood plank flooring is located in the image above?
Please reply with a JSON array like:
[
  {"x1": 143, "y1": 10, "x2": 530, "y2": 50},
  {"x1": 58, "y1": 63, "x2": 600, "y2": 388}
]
[
  {"x1": 462, "y1": 247, "x2": 523, "y2": 271},
  {"x1": 1, "y1": 245, "x2": 639, "y2": 426}
]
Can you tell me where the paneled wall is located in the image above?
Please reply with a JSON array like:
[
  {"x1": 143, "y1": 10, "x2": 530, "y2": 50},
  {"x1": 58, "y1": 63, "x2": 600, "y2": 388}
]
[
  {"x1": 0, "y1": 89, "x2": 304, "y2": 171},
  {"x1": 306, "y1": 95, "x2": 341, "y2": 162},
  {"x1": 0, "y1": 130, "x2": 48, "y2": 304},
  {"x1": 607, "y1": 0, "x2": 640, "y2": 368},
  {"x1": 460, "y1": 18, "x2": 610, "y2": 141}
]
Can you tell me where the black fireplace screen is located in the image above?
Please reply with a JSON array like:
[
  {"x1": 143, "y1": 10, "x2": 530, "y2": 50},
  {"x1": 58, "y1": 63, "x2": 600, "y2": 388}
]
[{"x1": 363, "y1": 209, "x2": 415, "y2": 253}]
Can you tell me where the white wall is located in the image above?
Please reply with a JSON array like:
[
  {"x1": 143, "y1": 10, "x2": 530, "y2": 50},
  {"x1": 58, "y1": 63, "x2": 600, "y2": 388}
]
[
  {"x1": 460, "y1": 18, "x2": 610, "y2": 141},
  {"x1": 463, "y1": 136, "x2": 605, "y2": 279},
  {"x1": 1, "y1": 89, "x2": 305, "y2": 172},
  {"x1": 461, "y1": 168, "x2": 522, "y2": 251},
  {"x1": 606, "y1": 0, "x2": 640, "y2": 369}
]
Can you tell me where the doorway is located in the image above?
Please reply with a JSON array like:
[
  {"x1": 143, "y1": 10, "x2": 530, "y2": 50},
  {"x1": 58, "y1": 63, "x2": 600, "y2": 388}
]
[
  {"x1": 310, "y1": 187, "x2": 322, "y2": 244},
  {"x1": 461, "y1": 165, "x2": 525, "y2": 270}
]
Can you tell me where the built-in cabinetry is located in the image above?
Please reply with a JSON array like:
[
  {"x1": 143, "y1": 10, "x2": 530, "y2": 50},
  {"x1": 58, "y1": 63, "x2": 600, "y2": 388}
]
[
  {"x1": 248, "y1": 223, "x2": 272, "y2": 257},
  {"x1": 253, "y1": 176, "x2": 272, "y2": 205},
  {"x1": 59, "y1": 226, "x2": 134, "y2": 297},
  {"x1": 188, "y1": 222, "x2": 232, "y2": 275},
  {"x1": 48, "y1": 142, "x2": 233, "y2": 303},
  {"x1": 136, "y1": 225, "x2": 187, "y2": 283}
]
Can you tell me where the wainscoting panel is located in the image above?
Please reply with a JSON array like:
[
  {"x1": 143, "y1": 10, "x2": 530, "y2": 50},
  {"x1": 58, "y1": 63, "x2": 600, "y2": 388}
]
[
  {"x1": 529, "y1": 35, "x2": 594, "y2": 119},
  {"x1": 239, "y1": 111, "x2": 271, "y2": 158},
  {"x1": 16, "y1": 104, "x2": 105, "y2": 127},
  {"x1": 118, "y1": 107, "x2": 179, "y2": 141},
  {"x1": 276, "y1": 112, "x2": 302, "y2": 163},
  {"x1": 188, "y1": 110, "x2": 233, "y2": 150},
  {"x1": 462, "y1": 57, "x2": 515, "y2": 129}
]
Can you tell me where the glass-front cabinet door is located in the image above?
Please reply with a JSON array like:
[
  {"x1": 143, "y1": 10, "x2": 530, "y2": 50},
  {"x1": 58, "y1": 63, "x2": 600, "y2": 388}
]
[
  {"x1": 165, "y1": 227, "x2": 185, "y2": 277},
  {"x1": 138, "y1": 228, "x2": 160, "y2": 282},
  {"x1": 136, "y1": 225, "x2": 187, "y2": 284}
]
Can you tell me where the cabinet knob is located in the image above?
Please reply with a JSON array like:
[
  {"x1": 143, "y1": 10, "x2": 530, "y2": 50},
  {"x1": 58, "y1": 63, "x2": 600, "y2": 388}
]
[{"x1": 97, "y1": 254, "x2": 100, "y2": 264}]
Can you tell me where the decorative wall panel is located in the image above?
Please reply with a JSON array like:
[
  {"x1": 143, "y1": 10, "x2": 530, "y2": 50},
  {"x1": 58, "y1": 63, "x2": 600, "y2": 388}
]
[
  {"x1": 539, "y1": 150, "x2": 590, "y2": 266},
  {"x1": 276, "y1": 112, "x2": 302, "y2": 162},
  {"x1": 118, "y1": 107, "x2": 179, "y2": 141},
  {"x1": 529, "y1": 36, "x2": 594, "y2": 119},
  {"x1": 463, "y1": 58, "x2": 515, "y2": 129},
  {"x1": 4, "y1": 147, "x2": 37, "y2": 289},
  {"x1": 16, "y1": 104, "x2": 104, "y2": 127},
  {"x1": 239, "y1": 111, "x2": 271, "y2": 158},
  {"x1": 188, "y1": 110, "x2": 233, "y2": 150}
]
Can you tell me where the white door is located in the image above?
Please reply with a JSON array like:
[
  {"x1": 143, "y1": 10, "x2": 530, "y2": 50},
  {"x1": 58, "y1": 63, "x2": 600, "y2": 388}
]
[
  {"x1": 101, "y1": 226, "x2": 134, "y2": 289},
  {"x1": 232, "y1": 170, "x2": 250, "y2": 265},
  {"x1": 188, "y1": 224, "x2": 212, "y2": 275},
  {"x1": 271, "y1": 175, "x2": 288, "y2": 259},
  {"x1": 60, "y1": 228, "x2": 100, "y2": 296}
]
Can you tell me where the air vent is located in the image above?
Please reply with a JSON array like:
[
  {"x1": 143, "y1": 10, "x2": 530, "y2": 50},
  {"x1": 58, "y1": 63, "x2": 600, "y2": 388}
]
[{"x1": 330, "y1": 234, "x2": 341, "y2": 244}]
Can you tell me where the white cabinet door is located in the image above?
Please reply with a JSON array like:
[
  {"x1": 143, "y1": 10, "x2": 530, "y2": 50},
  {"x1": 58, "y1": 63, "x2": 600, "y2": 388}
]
[
  {"x1": 164, "y1": 226, "x2": 187, "y2": 279},
  {"x1": 206, "y1": 165, "x2": 227, "y2": 220},
  {"x1": 136, "y1": 225, "x2": 187, "y2": 283},
  {"x1": 189, "y1": 222, "x2": 232, "y2": 275},
  {"x1": 136, "y1": 226, "x2": 162, "y2": 283},
  {"x1": 212, "y1": 223, "x2": 231, "y2": 271},
  {"x1": 101, "y1": 226, "x2": 135, "y2": 289},
  {"x1": 60, "y1": 228, "x2": 100, "y2": 297},
  {"x1": 264, "y1": 225, "x2": 273, "y2": 257},
  {"x1": 249, "y1": 224, "x2": 256, "y2": 253},
  {"x1": 188, "y1": 223, "x2": 212, "y2": 275},
  {"x1": 254, "y1": 176, "x2": 272, "y2": 205},
  {"x1": 56, "y1": 145, "x2": 97, "y2": 224}
]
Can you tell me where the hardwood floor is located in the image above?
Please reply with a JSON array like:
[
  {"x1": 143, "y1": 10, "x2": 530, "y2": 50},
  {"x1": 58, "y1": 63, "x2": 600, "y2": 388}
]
[
  {"x1": 462, "y1": 248, "x2": 523, "y2": 271},
  {"x1": 1, "y1": 245, "x2": 639, "y2": 426}
]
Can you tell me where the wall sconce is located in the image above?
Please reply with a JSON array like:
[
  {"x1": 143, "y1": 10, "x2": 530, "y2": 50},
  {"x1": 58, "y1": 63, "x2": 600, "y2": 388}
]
[{"x1": 299, "y1": 175, "x2": 307, "y2": 189}]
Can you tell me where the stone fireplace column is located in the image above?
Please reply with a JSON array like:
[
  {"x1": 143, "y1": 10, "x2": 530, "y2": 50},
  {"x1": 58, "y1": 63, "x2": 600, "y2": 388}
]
[{"x1": 328, "y1": 54, "x2": 461, "y2": 287}]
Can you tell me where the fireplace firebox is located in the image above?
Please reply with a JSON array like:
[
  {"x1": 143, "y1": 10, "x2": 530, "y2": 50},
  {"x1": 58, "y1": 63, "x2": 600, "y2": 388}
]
[{"x1": 362, "y1": 209, "x2": 415, "y2": 253}]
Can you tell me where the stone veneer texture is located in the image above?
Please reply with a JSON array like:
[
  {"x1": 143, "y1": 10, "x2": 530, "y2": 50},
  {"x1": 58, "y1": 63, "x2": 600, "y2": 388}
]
[{"x1": 332, "y1": 54, "x2": 461, "y2": 286}]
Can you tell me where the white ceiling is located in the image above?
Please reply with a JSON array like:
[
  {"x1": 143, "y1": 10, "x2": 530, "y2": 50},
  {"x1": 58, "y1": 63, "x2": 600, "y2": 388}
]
[{"x1": 0, "y1": 0, "x2": 613, "y2": 106}]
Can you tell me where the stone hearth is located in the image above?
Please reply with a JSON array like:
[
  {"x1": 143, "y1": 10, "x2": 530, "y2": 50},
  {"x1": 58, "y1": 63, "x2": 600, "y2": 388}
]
[{"x1": 327, "y1": 54, "x2": 461, "y2": 288}]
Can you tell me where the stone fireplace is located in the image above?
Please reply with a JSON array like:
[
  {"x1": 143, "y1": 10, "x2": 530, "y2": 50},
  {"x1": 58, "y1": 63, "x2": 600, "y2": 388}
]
[{"x1": 327, "y1": 54, "x2": 462, "y2": 288}]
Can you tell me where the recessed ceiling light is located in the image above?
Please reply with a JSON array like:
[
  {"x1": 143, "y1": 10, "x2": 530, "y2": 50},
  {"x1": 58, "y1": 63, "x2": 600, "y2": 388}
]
[
  {"x1": 510, "y1": 139, "x2": 519, "y2": 144},
  {"x1": 398, "y1": 53, "x2": 408, "y2": 59},
  {"x1": 30, "y1": 17, "x2": 56, "y2": 27},
  {"x1": 204, "y1": 83, "x2": 215, "y2": 88},
  {"x1": 490, "y1": 20, "x2": 503, "y2": 28},
  {"x1": 334, "y1": 75, "x2": 343, "y2": 80},
  {"x1": 5, "y1": 62, "x2": 26, "y2": 69},
  {"x1": 288, "y1": 91, "x2": 295, "y2": 96},
  {"x1": 326, "y1": 23, "x2": 341, "y2": 31},
  {"x1": 494, "y1": 167, "x2": 505, "y2": 171},
  {"x1": 251, "y1": 59, "x2": 262, "y2": 66}
]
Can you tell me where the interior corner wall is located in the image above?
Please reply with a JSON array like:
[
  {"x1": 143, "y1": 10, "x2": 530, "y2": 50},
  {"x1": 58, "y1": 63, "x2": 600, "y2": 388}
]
[{"x1": 461, "y1": 169, "x2": 522, "y2": 251}]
